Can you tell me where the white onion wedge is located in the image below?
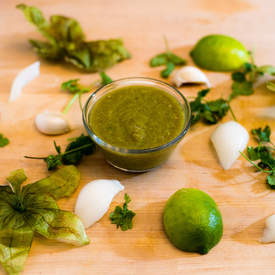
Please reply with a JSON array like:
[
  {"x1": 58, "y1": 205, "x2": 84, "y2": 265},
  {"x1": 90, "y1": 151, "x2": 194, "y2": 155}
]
[
  {"x1": 75, "y1": 180, "x2": 124, "y2": 228},
  {"x1": 171, "y1": 66, "x2": 211, "y2": 88},
  {"x1": 211, "y1": 121, "x2": 249, "y2": 170},
  {"x1": 35, "y1": 110, "x2": 70, "y2": 135},
  {"x1": 9, "y1": 61, "x2": 40, "y2": 102},
  {"x1": 260, "y1": 106, "x2": 275, "y2": 120},
  {"x1": 261, "y1": 214, "x2": 275, "y2": 243}
]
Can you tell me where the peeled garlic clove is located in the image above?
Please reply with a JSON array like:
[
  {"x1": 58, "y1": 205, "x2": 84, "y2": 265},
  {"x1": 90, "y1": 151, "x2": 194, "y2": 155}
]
[
  {"x1": 211, "y1": 121, "x2": 249, "y2": 170},
  {"x1": 35, "y1": 110, "x2": 70, "y2": 135},
  {"x1": 261, "y1": 214, "x2": 275, "y2": 243},
  {"x1": 171, "y1": 66, "x2": 211, "y2": 88},
  {"x1": 75, "y1": 179, "x2": 124, "y2": 228}
]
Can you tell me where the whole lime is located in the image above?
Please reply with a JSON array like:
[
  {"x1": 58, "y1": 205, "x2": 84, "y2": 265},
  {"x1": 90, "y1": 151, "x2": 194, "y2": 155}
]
[
  {"x1": 190, "y1": 34, "x2": 250, "y2": 71},
  {"x1": 163, "y1": 188, "x2": 223, "y2": 254}
]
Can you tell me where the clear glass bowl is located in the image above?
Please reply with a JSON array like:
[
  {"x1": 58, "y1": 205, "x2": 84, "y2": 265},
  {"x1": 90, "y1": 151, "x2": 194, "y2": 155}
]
[{"x1": 83, "y1": 77, "x2": 191, "y2": 172}]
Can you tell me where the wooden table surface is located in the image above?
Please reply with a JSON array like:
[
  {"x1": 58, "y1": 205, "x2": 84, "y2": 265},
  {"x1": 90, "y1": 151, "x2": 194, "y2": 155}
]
[{"x1": 1, "y1": 0, "x2": 275, "y2": 274}]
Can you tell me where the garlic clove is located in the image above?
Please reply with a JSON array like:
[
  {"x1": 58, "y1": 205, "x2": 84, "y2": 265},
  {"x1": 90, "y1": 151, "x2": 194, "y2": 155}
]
[
  {"x1": 35, "y1": 110, "x2": 71, "y2": 135},
  {"x1": 171, "y1": 66, "x2": 211, "y2": 88},
  {"x1": 75, "y1": 179, "x2": 124, "y2": 228},
  {"x1": 211, "y1": 121, "x2": 249, "y2": 170},
  {"x1": 261, "y1": 214, "x2": 275, "y2": 243}
]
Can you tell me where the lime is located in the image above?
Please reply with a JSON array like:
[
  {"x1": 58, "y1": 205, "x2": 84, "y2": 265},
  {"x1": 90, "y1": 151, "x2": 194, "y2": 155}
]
[
  {"x1": 163, "y1": 188, "x2": 223, "y2": 254},
  {"x1": 190, "y1": 34, "x2": 250, "y2": 71}
]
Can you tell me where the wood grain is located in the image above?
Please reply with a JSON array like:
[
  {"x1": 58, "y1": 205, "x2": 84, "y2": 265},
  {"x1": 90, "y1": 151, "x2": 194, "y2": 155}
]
[{"x1": 1, "y1": 0, "x2": 275, "y2": 274}]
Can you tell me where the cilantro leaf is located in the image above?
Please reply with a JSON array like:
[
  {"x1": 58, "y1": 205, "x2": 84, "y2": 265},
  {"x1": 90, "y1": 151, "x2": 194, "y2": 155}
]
[
  {"x1": 149, "y1": 36, "x2": 186, "y2": 78},
  {"x1": 62, "y1": 135, "x2": 95, "y2": 165},
  {"x1": 229, "y1": 81, "x2": 253, "y2": 100},
  {"x1": 25, "y1": 135, "x2": 95, "y2": 170},
  {"x1": 267, "y1": 172, "x2": 275, "y2": 189},
  {"x1": 229, "y1": 55, "x2": 275, "y2": 100},
  {"x1": 100, "y1": 71, "x2": 113, "y2": 85},
  {"x1": 0, "y1": 133, "x2": 9, "y2": 147},
  {"x1": 252, "y1": 126, "x2": 271, "y2": 143},
  {"x1": 190, "y1": 89, "x2": 230, "y2": 125},
  {"x1": 150, "y1": 53, "x2": 170, "y2": 67},
  {"x1": 231, "y1": 71, "x2": 246, "y2": 82},
  {"x1": 241, "y1": 125, "x2": 275, "y2": 189},
  {"x1": 161, "y1": 62, "x2": 175, "y2": 78},
  {"x1": 110, "y1": 193, "x2": 136, "y2": 231}
]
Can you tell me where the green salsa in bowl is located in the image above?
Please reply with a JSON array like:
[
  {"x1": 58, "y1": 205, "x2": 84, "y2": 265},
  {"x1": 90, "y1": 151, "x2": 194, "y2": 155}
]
[{"x1": 83, "y1": 77, "x2": 191, "y2": 172}]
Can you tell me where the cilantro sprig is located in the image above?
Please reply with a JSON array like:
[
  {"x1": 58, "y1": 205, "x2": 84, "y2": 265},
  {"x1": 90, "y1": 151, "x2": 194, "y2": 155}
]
[
  {"x1": 229, "y1": 53, "x2": 275, "y2": 100},
  {"x1": 24, "y1": 134, "x2": 95, "y2": 170},
  {"x1": 189, "y1": 89, "x2": 234, "y2": 125},
  {"x1": 110, "y1": 193, "x2": 136, "y2": 231},
  {"x1": 0, "y1": 133, "x2": 9, "y2": 147},
  {"x1": 150, "y1": 36, "x2": 186, "y2": 78},
  {"x1": 62, "y1": 72, "x2": 113, "y2": 114},
  {"x1": 241, "y1": 126, "x2": 275, "y2": 188}
]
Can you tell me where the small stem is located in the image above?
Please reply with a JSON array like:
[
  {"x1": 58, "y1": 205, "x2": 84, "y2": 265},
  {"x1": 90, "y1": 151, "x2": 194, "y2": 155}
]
[
  {"x1": 163, "y1": 35, "x2": 170, "y2": 53},
  {"x1": 227, "y1": 101, "x2": 237, "y2": 122},
  {"x1": 62, "y1": 93, "x2": 80, "y2": 115},
  {"x1": 240, "y1": 151, "x2": 272, "y2": 174},
  {"x1": 24, "y1": 144, "x2": 93, "y2": 160},
  {"x1": 78, "y1": 92, "x2": 83, "y2": 111},
  {"x1": 62, "y1": 143, "x2": 93, "y2": 156},
  {"x1": 24, "y1": 156, "x2": 45, "y2": 160}
]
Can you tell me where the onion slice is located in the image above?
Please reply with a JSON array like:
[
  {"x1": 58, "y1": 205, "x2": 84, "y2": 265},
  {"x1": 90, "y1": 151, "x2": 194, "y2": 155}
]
[
  {"x1": 75, "y1": 179, "x2": 124, "y2": 228},
  {"x1": 9, "y1": 61, "x2": 40, "y2": 102},
  {"x1": 261, "y1": 214, "x2": 275, "y2": 243},
  {"x1": 211, "y1": 121, "x2": 249, "y2": 170}
]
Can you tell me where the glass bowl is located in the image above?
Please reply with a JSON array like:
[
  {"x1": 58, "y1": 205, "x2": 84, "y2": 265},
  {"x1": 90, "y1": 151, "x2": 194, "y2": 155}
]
[{"x1": 83, "y1": 77, "x2": 191, "y2": 172}]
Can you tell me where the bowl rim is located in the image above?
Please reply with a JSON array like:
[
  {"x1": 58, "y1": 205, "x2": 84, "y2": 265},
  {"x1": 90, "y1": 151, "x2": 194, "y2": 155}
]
[{"x1": 82, "y1": 77, "x2": 191, "y2": 154}]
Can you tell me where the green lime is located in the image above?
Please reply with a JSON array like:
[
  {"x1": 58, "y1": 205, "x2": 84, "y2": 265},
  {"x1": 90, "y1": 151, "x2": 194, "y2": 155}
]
[
  {"x1": 163, "y1": 188, "x2": 223, "y2": 254},
  {"x1": 190, "y1": 34, "x2": 250, "y2": 71}
]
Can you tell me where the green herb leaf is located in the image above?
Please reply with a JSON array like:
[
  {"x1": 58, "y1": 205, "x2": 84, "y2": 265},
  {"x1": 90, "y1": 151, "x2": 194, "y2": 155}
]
[
  {"x1": 267, "y1": 172, "x2": 275, "y2": 189},
  {"x1": 110, "y1": 193, "x2": 136, "y2": 231},
  {"x1": 230, "y1": 81, "x2": 253, "y2": 100},
  {"x1": 190, "y1": 89, "x2": 230, "y2": 125},
  {"x1": 231, "y1": 71, "x2": 246, "y2": 82},
  {"x1": 100, "y1": 71, "x2": 113, "y2": 86},
  {"x1": 149, "y1": 37, "x2": 186, "y2": 78},
  {"x1": 167, "y1": 52, "x2": 186, "y2": 66},
  {"x1": 25, "y1": 135, "x2": 95, "y2": 170},
  {"x1": 62, "y1": 135, "x2": 95, "y2": 165},
  {"x1": 266, "y1": 81, "x2": 275, "y2": 92},
  {"x1": 242, "y1": 125, "x2": 275, "y2": 189},
  {"x1": 252, "y1": 126, "x2": 271, "y2": 143},
  {"x1": 0, "y1": 133, "x2": 9, "y2": 147},
  {"x1": 150, "y1": 53, "x2": 170, "y2": 67},
  {"x1": 161, "y1": 62, "x2": 175, "y2": 78}
]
